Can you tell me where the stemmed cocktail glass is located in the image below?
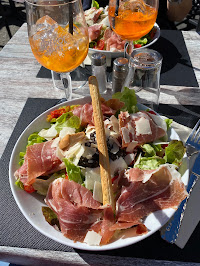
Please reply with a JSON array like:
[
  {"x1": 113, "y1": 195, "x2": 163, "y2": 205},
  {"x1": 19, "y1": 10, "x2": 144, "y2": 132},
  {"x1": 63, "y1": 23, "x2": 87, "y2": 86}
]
[
  {"x1": 108, "y1": 0, "x2": 158, "y2": 56},
  {"x1": 25, "y1": 0, "x2": 89, "y2": 100}
]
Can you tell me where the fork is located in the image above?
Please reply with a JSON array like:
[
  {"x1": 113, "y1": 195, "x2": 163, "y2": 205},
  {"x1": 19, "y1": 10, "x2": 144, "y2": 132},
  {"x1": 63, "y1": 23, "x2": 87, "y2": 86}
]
[
  {"x1": 161, "y1": 119, "x2": 200, "y2": 244},
  {"x1": 185, "y1": 119, "x2": 200, "y2": 157}
]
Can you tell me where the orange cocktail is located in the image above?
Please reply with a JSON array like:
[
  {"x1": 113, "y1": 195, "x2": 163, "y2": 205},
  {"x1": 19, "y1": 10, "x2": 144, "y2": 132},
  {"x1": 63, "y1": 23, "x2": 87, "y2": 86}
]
[
  {"x1": 109, "y1": 1, "x2": 157, "y2": 41},
  {"x1": 29, "y1": 15, "x2": 89, "y2": 73}
]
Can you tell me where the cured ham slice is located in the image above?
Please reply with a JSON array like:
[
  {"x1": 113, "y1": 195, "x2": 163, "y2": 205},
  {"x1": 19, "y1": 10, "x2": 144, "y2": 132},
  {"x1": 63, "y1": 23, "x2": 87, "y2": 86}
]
[
  {"x1": 45, "y1": 178, "x2": 115, "y2": 243},
  {"x1": 88, "y1": 24, "x2": 102, "y2": 42},
  {"x1": 105, "y1": 32, "x2": 126, "y2": 52},
  {"x1": 72, "y1": 102, "x2": 116, "y2": 126},
  {"x1": 14, "y1": 140, "x2": 62, "y2": 185},
  {"x1": 116, "y1": 164, "x2": 188, "y2": 224},
  {"x1": 119, "y1": 111, "x2": 166, "y2": 148}
]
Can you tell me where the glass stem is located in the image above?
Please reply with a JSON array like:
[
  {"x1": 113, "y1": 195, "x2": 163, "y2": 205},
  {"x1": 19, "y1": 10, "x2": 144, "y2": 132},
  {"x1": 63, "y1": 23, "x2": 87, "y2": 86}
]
[
  {"x1": 124, "y1": 40, "x2": 134, "y2": 58},
  {"x1": 60, "y1": 72, "x2": 72, "y2": 100}
]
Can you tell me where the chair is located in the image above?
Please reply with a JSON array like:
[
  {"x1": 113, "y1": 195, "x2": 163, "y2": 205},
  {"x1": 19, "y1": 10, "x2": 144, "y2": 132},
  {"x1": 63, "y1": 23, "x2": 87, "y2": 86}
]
[
  {"x1": 176, "y1": 0, "x2": 200, "y2": 32},
  {"x1": 0, "y1": 0, "x2": 12, "y2": 38}
]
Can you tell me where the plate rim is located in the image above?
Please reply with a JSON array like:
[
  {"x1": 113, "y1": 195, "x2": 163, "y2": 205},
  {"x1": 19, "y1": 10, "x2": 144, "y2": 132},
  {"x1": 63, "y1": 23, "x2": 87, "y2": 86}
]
[{"x1": 9, "y1": 96, "x2": 189, "y2": 251}]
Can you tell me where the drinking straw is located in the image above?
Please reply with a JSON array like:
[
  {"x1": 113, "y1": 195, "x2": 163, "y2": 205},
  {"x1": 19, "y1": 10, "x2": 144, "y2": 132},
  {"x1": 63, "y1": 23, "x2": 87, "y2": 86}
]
[
  {"x1": 115, "y1": 0, "x2": 119, "y2": 16},
  {"x1": 68, "y1": 0, "x2": 73, "y2": 34}
]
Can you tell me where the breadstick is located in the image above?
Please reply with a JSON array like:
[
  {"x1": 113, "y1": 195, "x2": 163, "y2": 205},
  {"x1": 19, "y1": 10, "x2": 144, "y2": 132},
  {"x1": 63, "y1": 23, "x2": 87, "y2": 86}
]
[{"x1": 89, "y1": 76, "x2": 115, "y2": 210}]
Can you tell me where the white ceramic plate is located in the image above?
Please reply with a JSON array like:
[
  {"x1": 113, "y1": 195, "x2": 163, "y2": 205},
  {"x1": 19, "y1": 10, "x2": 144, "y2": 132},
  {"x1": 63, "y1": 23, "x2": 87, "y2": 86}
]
[
  {"x1": 88, "y1": 23, "x2": 160, "y2": 58},
  {"x1": 9, "y1": 96, "x2": 189, "y2": 251}
]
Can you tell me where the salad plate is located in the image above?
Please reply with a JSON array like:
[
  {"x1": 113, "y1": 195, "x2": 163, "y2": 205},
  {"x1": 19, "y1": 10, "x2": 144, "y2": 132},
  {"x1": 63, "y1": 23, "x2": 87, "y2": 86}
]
[
  {"x1": 9, "y1": 96, "x2": 189, "y2": 251},
  {"x1": 88, "y1": 23, "x2": 160, "y2": 59}
]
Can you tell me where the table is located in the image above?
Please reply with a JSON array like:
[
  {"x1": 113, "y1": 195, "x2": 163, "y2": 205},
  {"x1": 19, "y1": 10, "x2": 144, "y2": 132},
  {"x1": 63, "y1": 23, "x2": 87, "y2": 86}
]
[{"x1": 0, "y1": 23, "x2": 200, "y2": 265}]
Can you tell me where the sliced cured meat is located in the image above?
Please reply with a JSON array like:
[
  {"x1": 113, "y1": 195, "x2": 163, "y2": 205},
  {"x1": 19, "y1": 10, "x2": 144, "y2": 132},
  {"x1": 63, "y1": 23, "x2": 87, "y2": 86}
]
[
  {"x1": 45, "y1": 178, "x2": 103, "y2": 242},
  {"x1": 72, "y1": 102, "x2": 116, "y2": 126},
  {"x1": 45, "y1": 178, "x2": 115, "y2": 243},
  {"x1": 116, "y1": 164, "x2": 188, "y2": 224},
  {"x1": 85, "y1": 7, "x2": 104, "y2": 26},
  {"x1": 119, "y1": 111, "x2": 166, "y2": 148},
  {"x1": 105, "y1": 32, "x2": 126, "y2": 52},
  {"x1": 88, "y1": 24, "x2": 102, "y2": 42},
  {"x1": 14, "y1": 140, "x2": 62, "y2": 185}
]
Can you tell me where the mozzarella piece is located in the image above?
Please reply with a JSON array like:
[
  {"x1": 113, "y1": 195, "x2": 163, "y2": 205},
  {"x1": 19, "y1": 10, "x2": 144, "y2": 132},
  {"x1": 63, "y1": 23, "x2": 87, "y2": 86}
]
[
  {"x1": 121, "y1": 127, "x2": 130, "y2": 143},
  {"x1": 84, "y1": 230, "x2": 102, "y2": 246},
  {"x1": 93, "y1": 181, "x2": 103, "y2": 203},
  {"x1": 110, "y1": 157, "x2": 128, "y2": 177},
  {"x1": 84, "y1": 167, "x2": 101, "y2": 190},
  {"x1": 38, "y1": 124, "x2": 58, "y2": 140},
  {"x1": 148, "y1": 113, "x2": 167, "y2": 132},
  {"x1": 135, "y1": 117, "x2": 152, "y2": 136},
  {"x1": 59, "y1": 127, "x2": 76, "y2": 139}
]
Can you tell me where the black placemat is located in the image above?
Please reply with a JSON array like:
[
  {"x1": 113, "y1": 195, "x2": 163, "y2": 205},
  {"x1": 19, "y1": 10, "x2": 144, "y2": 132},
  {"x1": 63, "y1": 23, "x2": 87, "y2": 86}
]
[
  {"x1": 36, "y1": 30, "x2": 198, "y2": 87},
  {"x1": 1, "y1": 98, "x2": 200, "y2": 263}
]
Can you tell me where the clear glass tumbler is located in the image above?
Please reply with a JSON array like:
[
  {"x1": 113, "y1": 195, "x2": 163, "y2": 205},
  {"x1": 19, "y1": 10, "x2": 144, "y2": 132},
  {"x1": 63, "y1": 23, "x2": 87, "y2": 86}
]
[{"x1": 124, "y1": 48, "x2": 162, "y2": 111}]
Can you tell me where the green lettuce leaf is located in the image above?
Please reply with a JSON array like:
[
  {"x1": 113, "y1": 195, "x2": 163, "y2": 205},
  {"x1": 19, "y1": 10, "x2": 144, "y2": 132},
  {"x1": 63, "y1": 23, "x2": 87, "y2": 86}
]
[
  {"x1": 112, "y1": 87, "x2": 138, "y2": 113},
  {"x1": 133, "y1": 38, "x2": 148, "y2": 45},
  {"x1": 135, "y1": 156, "x2": 166, "y2": 170},
  {"x1": 63, "y1": 158, "x2": 84, "y2": 184},
  {"x1": 165, "y1": 118, "x2": 173, "y2": 130},
  {"x1": 91, "y1": 0, "x2": 99, "y2": 8},
  {"x1": 55, "y1": 112, "x2": 81, "y2": 133},
  {"x1": 42, "y1": 206, "x2": 60, "y2": 230},
  {"x1": 15, "y1": 178, "x2": 24, "y2": 190},
  {"x1": 164, "y1": 140, "x2": 186, "y2": 166}
]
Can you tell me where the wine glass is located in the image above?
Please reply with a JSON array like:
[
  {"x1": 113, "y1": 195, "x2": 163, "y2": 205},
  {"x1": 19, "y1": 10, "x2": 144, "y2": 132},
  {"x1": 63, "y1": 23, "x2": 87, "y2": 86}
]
[
  {"x1": 25, "y1": 0, "x2": 89, "y2": 100},
  {"x1": 108, "y1": 0, "x2": 158, "y2": 56}
]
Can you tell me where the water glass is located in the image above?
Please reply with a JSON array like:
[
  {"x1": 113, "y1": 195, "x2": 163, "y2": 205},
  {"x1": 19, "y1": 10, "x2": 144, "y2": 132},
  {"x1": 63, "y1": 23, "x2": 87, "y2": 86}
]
[{"x1": 124, "y1": 48, "x2": 162, "y2": 111}]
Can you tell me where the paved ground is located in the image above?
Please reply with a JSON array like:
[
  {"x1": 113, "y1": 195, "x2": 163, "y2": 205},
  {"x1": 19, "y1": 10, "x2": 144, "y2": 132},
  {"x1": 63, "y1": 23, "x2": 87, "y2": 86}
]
[{"x1": 0, "y1": 0, "x2": 198, "y2": 52}]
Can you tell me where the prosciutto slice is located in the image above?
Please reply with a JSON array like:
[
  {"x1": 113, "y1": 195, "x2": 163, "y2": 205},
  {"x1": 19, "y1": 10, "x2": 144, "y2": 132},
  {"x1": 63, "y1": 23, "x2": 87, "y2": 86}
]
[
  {"x1": 119, "y1": 111, "x2": 166, "y2": 148},
  {"x1": 72, "y1": 102, "x2": 116, "y2": 126},
  {"x1": 116, "y1": 164, "x2": 188, "y2": 224},
  {"x1": 14, "y1": 140, "x2": 63, "y2": 185},
  {"x1": 88, "y1": 24, "x2": 102, "y2": 42},
  {"x1": 45, "y1": 178, "x2": 115, "y2": 243}
]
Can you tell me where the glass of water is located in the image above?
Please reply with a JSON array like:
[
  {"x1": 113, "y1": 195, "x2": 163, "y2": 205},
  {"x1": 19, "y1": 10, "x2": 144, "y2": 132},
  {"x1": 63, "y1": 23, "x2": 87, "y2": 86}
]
[{"x1": 124, "y1": 48, "x2": 162, "y2": 111}]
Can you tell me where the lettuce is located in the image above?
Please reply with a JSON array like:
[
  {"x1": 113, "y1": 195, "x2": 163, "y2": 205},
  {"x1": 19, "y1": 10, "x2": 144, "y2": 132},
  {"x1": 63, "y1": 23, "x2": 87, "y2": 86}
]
[
  {"x1": 133, "y1": 38, "x2": 148, "y2": 45},
  {"x1": 42, "y1": 207, "x2": 60, "y2": 230},
  {"x1": 55, "y1": 113, "x2": 81, "y2": 133},
  {"x1": 165, "y1": 118, "x2": 173, "y2": 130},
  {"x1": 135, "y1": 156, "x2": 166, "y2": 170},
  {"x1": 63, "y1": 158, "x2": 84, "y2": 184},
  {"x1": 112, "y1": 87, "x2": 138, "y2": 113},
  {"x1": 15, "y1": 178, "x2": 24, "y2": 190},
  {"x1": 91, "y1": 0, "x2": 99, "y2": 8},
  {"x1": 164, "y1": 140, "x2": 186, "y2": 166}
]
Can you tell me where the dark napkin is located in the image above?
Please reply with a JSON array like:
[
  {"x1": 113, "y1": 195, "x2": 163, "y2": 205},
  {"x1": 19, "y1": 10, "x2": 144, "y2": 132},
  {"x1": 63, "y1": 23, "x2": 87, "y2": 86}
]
[
  {"x1": 1, "y1": 98, "x2": 200, "y2": 263},
  {"x1": 36, "y1": 30, "x2": 198, "y2": 87}
]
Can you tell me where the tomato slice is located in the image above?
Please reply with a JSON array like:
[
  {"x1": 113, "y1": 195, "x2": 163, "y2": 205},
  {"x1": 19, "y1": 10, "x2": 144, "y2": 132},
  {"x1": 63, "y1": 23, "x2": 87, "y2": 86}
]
[
  {"x1": 148, "y1": 110, "x2": 157, "y2": 115},
  {"x1": 134, "y1": 44, "x2": 142, "y2": 48},
  {"x1": 24, "y1": 184, "x2": 35, "y2": 193},
  {"x1": 94, "y1": 39, "x2": 105, "y2": 50}
]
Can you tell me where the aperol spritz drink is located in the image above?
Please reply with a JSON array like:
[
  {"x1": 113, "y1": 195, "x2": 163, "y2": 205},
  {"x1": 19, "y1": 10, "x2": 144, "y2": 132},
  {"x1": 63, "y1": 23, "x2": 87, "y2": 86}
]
[
  {"x1": 109, "y1": 0, "x2": 158, "y2": 54},
  {"x1": 26, "y1": 0, "x2": 89, "y2": 99}
]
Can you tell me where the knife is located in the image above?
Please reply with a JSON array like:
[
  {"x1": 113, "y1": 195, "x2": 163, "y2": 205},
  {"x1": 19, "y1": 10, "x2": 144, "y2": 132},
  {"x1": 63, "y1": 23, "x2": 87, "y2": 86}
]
[{"x1": 160, "y1": 153, "x2": 200, "y2": 245}]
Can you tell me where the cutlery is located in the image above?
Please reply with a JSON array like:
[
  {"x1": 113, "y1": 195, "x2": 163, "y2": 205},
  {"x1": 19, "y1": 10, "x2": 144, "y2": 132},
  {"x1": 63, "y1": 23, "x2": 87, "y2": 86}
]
[{"x1": 160, "y1": 119, "x2": 200, "y2": 244}]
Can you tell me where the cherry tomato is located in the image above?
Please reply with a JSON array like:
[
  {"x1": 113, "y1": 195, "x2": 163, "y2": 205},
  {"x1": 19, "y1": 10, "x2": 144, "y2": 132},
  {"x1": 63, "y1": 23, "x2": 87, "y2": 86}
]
[
  {"x1": 24, "y1": 185, "x2": 35, "y2": 193},
  {"x1": 65, "y1": 173, "x2": 69, "y2": 179},
  {"x1": 148, "y1": 110, "x2": 157, "y2": 115},
  {"x1": 94, "y1": 40, "x2": 105, "y2": 50},
  {"x1": 134, "y1": 44, "x2": 142, "y2": 48}
]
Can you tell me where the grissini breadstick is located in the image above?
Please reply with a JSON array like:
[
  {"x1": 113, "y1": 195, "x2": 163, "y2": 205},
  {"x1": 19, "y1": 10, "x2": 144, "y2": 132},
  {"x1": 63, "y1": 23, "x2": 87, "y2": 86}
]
[{"x1": 89, "y1": 76, "x2": 115, "y2": 210}]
